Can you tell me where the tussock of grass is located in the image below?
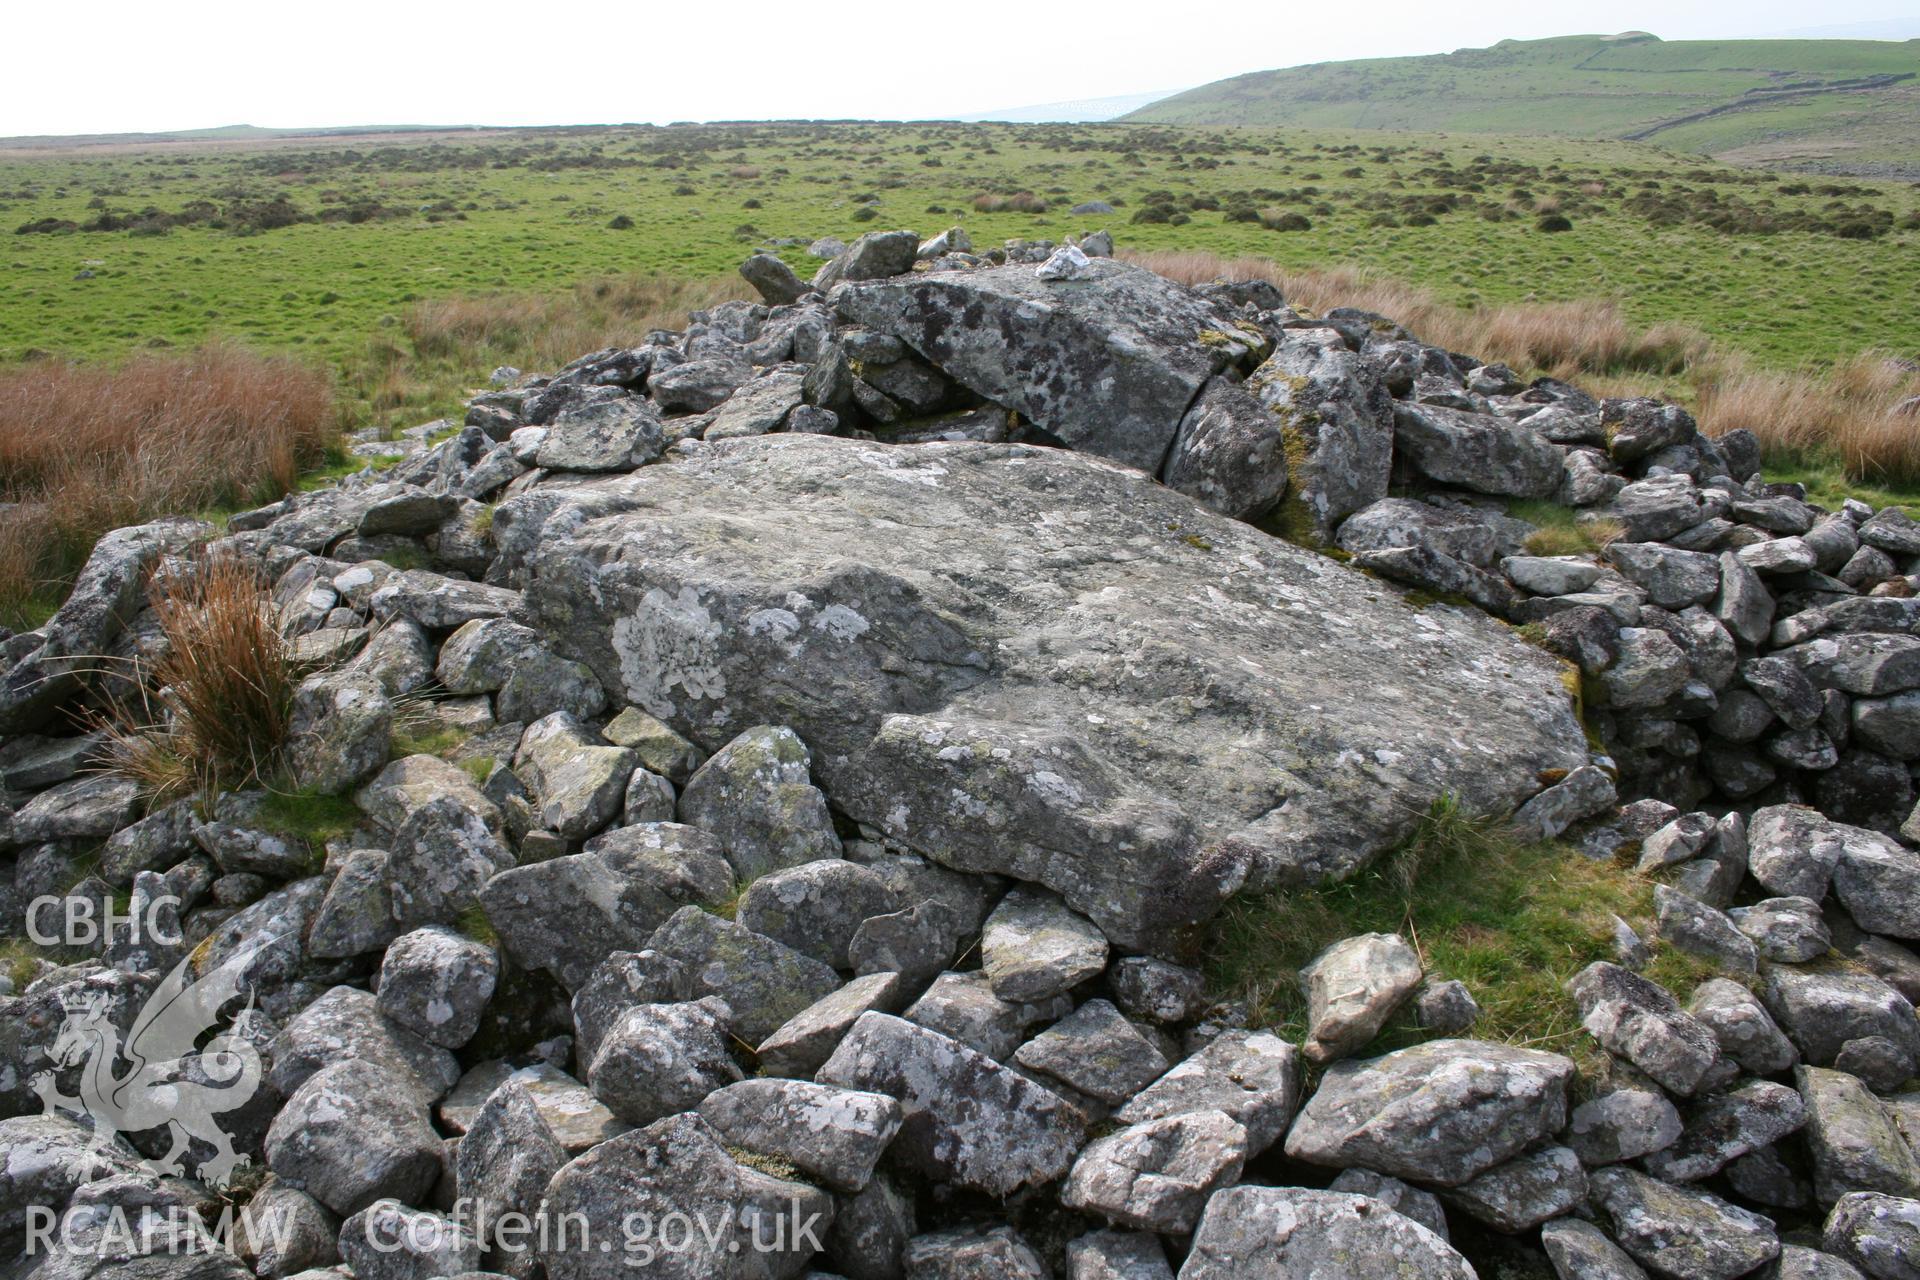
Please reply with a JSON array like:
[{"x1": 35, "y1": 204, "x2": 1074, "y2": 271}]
[
  {"x1": 390, "y1": 723, "x2": 472, "y2": 760},
  {"x1": 253, "y1": 787, "x2": 362, "y2": 851},
  {"x1": 0, "y1": 345, "x2": 336, "y2": 625},
  {"x1": 1207, "y1": 797, "x2": 1663, "y2": 1061},
  {"x1": 2, "y1": 937, "x2": 54, "y2": 990},
  {"x1": 1508, "y1": 499, "x2": 1624, "y2": 557},
  {"x1": 101, "y1": 554, "x2": 304, "y2": 803},
  {"x1": 456, "y1": 902, "x2": 499, "y2": 946}
]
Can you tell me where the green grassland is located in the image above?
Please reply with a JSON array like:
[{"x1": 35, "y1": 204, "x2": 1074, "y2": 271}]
[
  {"x1": 1128, "y1": 33, "x2": 1920, "y2": 177},
  {"x1": 3, "y1": 120, "x2": 1917, "y2": 422}
]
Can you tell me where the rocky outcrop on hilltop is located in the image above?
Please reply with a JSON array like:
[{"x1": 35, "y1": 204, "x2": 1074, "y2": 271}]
[{"x1": 4, "y1": 227, "x2": 1920, "y2": 1279}]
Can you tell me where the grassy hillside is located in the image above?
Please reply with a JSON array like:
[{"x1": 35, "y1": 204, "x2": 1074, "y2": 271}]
[{"x1": 1126, "y1": 34, "x2": 1920, "y2": 176}]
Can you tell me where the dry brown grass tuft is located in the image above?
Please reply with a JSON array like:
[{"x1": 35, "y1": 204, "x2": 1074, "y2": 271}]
[
  {"x1": 401, "y1": 272, "x2": 754, "y2": 372},
  {"x1": 1121, "y1": 250, "x2": 1707, "y2": 378},
  {"x1": 1123, "y1": 247, "x2": 1920, "y2": 485},
  {"x1": 1696, "y1": 352, "x2": 1920, "y2": 484},
  {"x1": 0, "y1": 345, "x2": 335, "y2": 623},
  {"x1": 101, "y1": 553, "x2": 302, "y2": 801}
]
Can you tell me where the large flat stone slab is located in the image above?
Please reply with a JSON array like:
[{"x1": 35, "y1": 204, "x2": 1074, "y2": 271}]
[{"x1": 510, "y1": 434, "x2": 1585, "y2": 949}]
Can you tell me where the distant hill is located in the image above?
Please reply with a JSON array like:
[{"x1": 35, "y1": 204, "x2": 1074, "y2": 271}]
[
  {"x1": 1125, "y1": 33, "x2": 1920, "y2": 177},
  {"x1": 959, "y1": 90, "x2": 1186, "y2": 124}
]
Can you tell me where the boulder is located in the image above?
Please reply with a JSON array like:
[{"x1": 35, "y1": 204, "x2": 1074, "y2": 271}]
[
  {"x1": 482, "y1": 822, "x2": 733, "y2": 990},
  {"x1": 646, "y1": 905, "x2": 842, "y2": 1043},
  {"x1": 675, "y1": 724, "x2": 842, "y2": 881},
  {"x1": 1182, "y1": 1188, "x2": 1474, "y2": 1279},
  {"x1": 537, "y1": 1114, "x2": 831, "y2": 1280},
  {"x1": 832, "y1": 258, "x2": 1251, "y2": 474},
  {"x1": 583, "y1": 995, "x2": 742, "y2": 1128},
  {"x1": 1161, "y1": 377, "x2": 1289, "y2": 520},
  {"x1": 1116, "y1": 1029, "x2": 1301, "y2": 1153},
  {"x1": 1591, "y1": 1166, "x2": 1779, "y2": 1280},
  {"x1": 816, "y1": 1013, "x2": 1087, "y2": 1197},
  {"x1": 1824, "y1": 1192, "x2": 1920, "y2": 1280},
  {"x1": 1245, "y1": 327, "x2": 1395, "y2": 539},
  {"x1": 1298, "y1": 931, "x2": 1422, "y2": 1063},
  {"x1": 264, "y1": 1060, "x2": 444, "y2": 1217},
  {"x1": 980, "y1": 885, "x2": 1109, "y2": 1001},
  {"x1": 512, "y1": 435, "x2": 1586, "y2": 949},
  {"x1": 698, "y1": 1077, "x2": 903, "y2": 1192},
  {"x1": 375, "y1": 926, "x2": 500, "y2": 1050},
  {"x1": 1061, "y1": 1110, "x2": 1248, "y2": 1233},
  {"x1": 1283, "y1": 1038, "x2": 1573, "y2": 1185},
  {"x1": 1392, "y1": 402, "x2": 1566, "y2": 498}
]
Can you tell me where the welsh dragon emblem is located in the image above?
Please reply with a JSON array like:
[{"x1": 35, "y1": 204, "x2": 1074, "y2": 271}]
[{"x1": 31, "y1": 938, "x2": 276, "y2": 1189}]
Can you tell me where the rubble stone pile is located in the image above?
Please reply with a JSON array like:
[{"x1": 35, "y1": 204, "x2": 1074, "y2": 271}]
[{"x1": 4, "y1": 226, "x2": 1920, "y2": 1279}]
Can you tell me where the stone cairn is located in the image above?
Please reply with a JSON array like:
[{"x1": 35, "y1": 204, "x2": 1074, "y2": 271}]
[{"x1": 3, "y1": 226, "x2": 1920, "y2": 1279}]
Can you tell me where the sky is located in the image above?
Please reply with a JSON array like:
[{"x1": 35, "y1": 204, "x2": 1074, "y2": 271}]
[{"x1": 3, "y1": 0, "x2": 1918, "y2": 137}]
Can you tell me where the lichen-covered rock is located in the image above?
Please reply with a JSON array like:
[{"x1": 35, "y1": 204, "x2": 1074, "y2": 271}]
[
  {"x1": 510, "y1": 434, "x2": 1585, "y2": 951},
  {"x1": 375, "y1": 926, "x2": 500, "y2": 1050},
  {"x1": 1109, "y1": 956, "x2": 1207, "y2": 1025},
  {"x1": 736, "y1": 858, "x2": 901, "y2": 969},
  {"x1": 513, "y1": 712, "x2": 638, "y2": 840},
  {"x1": 1690, "y1": 978, "x2": 1799, "y2": 1076},
  {"x1": 1566, "y1": 1089, "x2": 1684, "y2": 1167},
  {"x1": 537, "y1": 1114, "x2": 832, "y2": 1280},
  {"x1": 816, "y1": 1012, "x2": 1087, "y2": 1197},
  {"x1": 833, "y1": 258, "x2": 1250, "y2": 475},
  {"x1": 1298, "y1": 931, "x2": 1422, "y2": 1063},
  {"x1": 1824, "y1": 1192, "x2": 1920, "y2": 1280},
  {"x1": 757, "y1": 972, "x2": 903, "y2": 1079},
  {"x1": 437, "y1": 1061, "x2": 626, "y2": 1155},
  {"x1": 698, "y1": 1078, "x2": 903, "y2": 1192},
  {"x1": 586, "y1": 996, "x2": 742, "y2": 1126},
  {"x1": 1540, "y1": 1216, "x2": 1650, "y2": 1280},
  {"x1": 1116, "y1": 1028, "x2": 1300, "y2": 1153},
  {"x1": 234, "y1": 1178, "x2": 340, "y2": 1278},
  {"x1": 339, "y1": 1201, "x2": 483, "y2": 1280},
  {"x1": 902, "y1": 1225, "x2": 1049, "y2": 1280},
  {"x1": 1013, "y1": 998, "x2": 1169, "y2": 1105},
  {"x1": 265, "y1": 1060, "x2": 444, "y2": 1217},
  {"x1": 1643, "y1": 1081, "x2": 1809, "y2": 1184},
  {"x1": 1162, "y1": 376, "x2": 1289, "y2": 520},
  {"x1": 388, "y1": 795, "x2": 513, "y2": 929},
  {"x1": 267, "y1": 984, "x2": 461, "y2": 1104},
  {"x1": 1284, "y1": 1038, "x2": 1573, "y2": 1186},
  {"x1": 1246, "y1": 327, "x2": 1395, "y2": 539},
  {"x1": 1567, "y1": 962, "x2": 1722, "y2": 1096},
  {"x1": 1065, "y1": 1229, "x2": 1175, "y2": 1280},
  {"x1": 1393, "y1": 401, "x2": 1566, "y2": 498},
  {"x1": 1766, "y1": 969, "x2": 1920, "y2": 1072},
  {"x1": 1062, "y1": 1109, "x2": 1247, "y2": 1233},
  {"x1": 287, "y1": 672, "x2": 393, "y2": 794},
  {"x1": 454, "y1": 1080, "x2": 567, "y2": 1270},
  {"x1": 981, "y1": 885, "x2": 1109, "y2": 1001},
  {"x1": 1591, "y1": 1166, "x2": 1780, "y2": 1280},
  {"x1": 1442, "y1": 1144, "x2": 1587, "y2": 1233},
  {"x1": 1182, "y1": 1187, "x2": 1475, "y2": 1279},
  {"x1": 482, "y1": 824, "x2": 734, "y2": 991},
  {"x1": 1798, "y1": 1067, "x2": 1920, "y2": 1204},
  {"x1": 646, "y1": 905, "x2": 842, "y2": 1043},
  {"x1": 676, "y1": 725, "x2": 843, "y2": 881},
  {"x1": 568, "y1": 948, "x2": 684, "y2": 1067}
]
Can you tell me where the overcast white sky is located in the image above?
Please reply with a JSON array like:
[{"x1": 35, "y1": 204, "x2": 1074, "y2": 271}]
[{"x1": 3, "y1": 0, "x2": 1917, "y2": 137}]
